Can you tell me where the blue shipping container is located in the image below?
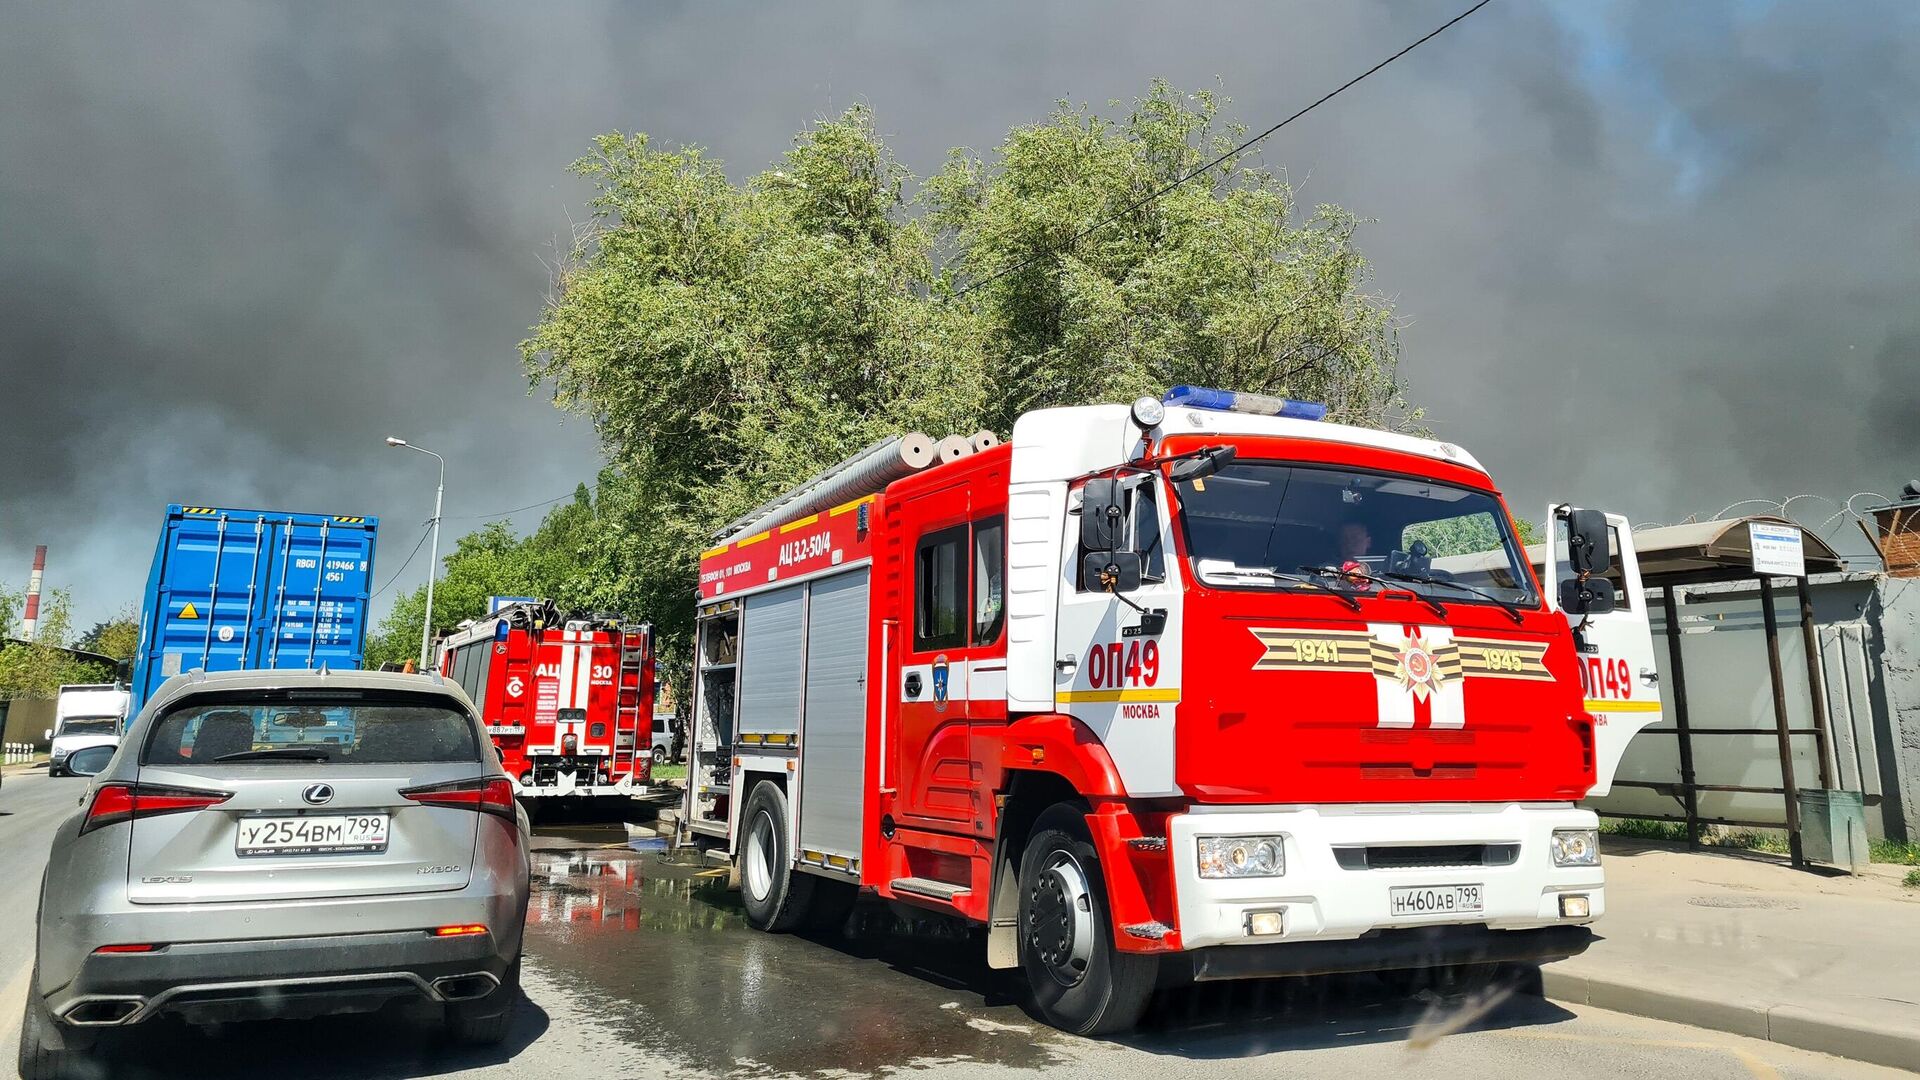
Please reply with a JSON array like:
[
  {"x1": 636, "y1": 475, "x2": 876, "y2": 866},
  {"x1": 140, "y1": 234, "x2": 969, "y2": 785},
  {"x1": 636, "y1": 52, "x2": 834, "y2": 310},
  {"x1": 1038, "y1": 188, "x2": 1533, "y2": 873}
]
[{"x1": 129, "y1": 505, "x2": 380, "y2": 716}]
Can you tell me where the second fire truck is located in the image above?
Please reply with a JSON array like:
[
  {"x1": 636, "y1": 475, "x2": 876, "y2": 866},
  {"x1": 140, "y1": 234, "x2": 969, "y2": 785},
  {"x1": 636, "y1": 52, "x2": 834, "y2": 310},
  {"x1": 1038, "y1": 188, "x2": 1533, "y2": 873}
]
[
  {"x1": 439, "y1": 600, "x2": 655, "y2": 805},
  {"x1": 682, "y1": 386, "x2": 1661, "y2": 1034}
]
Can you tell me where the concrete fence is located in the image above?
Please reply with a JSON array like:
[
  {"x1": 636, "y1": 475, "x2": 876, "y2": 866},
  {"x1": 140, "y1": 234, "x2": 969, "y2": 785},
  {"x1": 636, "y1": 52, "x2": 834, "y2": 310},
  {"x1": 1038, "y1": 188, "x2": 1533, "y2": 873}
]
[{"x1": 3, "y1": 742, "x2": 36, "y2": 764}]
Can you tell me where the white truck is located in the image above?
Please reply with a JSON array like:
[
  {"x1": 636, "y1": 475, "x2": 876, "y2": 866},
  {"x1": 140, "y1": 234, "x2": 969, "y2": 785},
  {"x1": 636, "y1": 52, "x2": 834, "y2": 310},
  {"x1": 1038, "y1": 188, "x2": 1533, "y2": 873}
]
[{"x1": 47, "y1": 684, "x2": 129, "y2": 777}]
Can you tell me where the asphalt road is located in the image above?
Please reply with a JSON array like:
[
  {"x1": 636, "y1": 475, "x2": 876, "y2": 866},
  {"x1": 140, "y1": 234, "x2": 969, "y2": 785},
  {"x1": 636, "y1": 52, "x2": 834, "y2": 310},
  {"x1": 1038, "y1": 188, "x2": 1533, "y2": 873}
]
[{"x1": 0, "y1": 771, "x2": 1900, "y2": 1080}]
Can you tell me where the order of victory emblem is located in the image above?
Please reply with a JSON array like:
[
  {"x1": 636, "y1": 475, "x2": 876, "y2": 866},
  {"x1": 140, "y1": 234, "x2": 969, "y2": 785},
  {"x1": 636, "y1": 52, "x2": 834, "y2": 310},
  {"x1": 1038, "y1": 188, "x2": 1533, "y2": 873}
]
[{"x1": 1392, "y1": 633, "x2": 1446, "y2": 701}]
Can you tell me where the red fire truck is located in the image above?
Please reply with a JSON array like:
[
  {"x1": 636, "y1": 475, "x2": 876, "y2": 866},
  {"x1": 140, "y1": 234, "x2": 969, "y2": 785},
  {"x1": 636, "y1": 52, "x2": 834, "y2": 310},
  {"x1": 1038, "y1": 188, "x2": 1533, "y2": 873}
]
[
  {"x1": 683, "y1": 387, "x2": 1660, "y2": 1034},
  {"x1": 439, "y1": 601, "x2": 655, "y2": 803}
]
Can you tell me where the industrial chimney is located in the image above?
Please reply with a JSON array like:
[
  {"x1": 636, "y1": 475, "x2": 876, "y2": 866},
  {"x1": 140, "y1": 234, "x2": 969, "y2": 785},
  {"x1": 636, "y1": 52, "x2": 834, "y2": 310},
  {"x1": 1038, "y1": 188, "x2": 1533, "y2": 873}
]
[{"x1": 22, "y1": 545, "x2": 46, "y2": 641}]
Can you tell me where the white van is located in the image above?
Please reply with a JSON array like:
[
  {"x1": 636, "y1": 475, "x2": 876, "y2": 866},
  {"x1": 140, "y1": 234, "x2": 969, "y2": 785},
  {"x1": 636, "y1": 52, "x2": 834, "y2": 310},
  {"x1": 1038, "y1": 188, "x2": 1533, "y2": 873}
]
[
  {"x1": 650, "y1": 711, "x2": 678, "y2": 765},
  {"x1": 47, "y1": 683, "x2": 129, "y2": 777}
]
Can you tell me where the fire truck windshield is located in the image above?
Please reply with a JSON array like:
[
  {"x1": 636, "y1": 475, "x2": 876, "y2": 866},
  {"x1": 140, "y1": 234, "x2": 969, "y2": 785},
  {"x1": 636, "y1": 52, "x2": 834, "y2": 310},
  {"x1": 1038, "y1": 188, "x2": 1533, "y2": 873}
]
[{"x1": 1171, "y1": 461, "x2": 1540, "y2": 609}]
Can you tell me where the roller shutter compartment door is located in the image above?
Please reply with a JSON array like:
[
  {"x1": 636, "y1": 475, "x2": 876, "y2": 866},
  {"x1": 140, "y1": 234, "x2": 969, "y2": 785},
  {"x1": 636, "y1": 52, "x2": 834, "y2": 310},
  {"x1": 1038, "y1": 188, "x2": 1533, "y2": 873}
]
[
  {"x1": 799, "y1": 570, "x2": 870, "y2": 861},
  {"x1": 738, "y1": 584, "x2": 805, "y2": 736}
]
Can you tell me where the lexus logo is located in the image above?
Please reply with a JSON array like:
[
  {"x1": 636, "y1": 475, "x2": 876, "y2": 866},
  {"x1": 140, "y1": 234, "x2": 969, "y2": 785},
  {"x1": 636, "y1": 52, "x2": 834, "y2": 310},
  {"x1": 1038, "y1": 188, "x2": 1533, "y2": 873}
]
[{"x1": 301, "y1": 784, "x2": 335, "y2": 806}]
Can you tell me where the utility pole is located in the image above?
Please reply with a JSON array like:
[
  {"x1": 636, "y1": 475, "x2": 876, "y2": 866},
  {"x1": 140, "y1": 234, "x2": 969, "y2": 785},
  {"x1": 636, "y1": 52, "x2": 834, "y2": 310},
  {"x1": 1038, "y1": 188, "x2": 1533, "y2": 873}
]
[{"x1": 385, "y1": 437, "x2": 446, "y2": 671}]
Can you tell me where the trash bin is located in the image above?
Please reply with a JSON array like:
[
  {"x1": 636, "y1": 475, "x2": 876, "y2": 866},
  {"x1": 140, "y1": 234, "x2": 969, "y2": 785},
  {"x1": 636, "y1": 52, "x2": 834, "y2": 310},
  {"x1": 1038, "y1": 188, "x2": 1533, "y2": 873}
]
[{"x1": 1798, "y1": 789, "x2": 1870, "y2": 872}]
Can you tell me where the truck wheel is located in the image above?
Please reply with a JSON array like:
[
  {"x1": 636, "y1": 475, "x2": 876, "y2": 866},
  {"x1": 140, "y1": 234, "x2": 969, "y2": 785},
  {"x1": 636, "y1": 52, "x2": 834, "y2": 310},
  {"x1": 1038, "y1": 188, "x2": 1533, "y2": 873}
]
[
  {"x1": 1017, "y1": 804, "x2": 1157, "y2": 1036},
  {"x1": 739, "y1": 781, "x2": 813, "y2": 932}
]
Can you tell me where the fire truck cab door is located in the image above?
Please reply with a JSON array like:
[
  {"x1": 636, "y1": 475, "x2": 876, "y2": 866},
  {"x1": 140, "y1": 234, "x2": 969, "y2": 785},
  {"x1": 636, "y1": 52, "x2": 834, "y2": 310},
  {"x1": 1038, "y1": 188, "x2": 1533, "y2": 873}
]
[
  {"x1": 1545, "y1": 507, "x2": 1663, "y2": 796},
  {"x1": 896, "y1": 482, "x2": 984, "y2": 828},
  {"x1": 1053, "y1": 476, "x2": 1182, "y2": 798}
]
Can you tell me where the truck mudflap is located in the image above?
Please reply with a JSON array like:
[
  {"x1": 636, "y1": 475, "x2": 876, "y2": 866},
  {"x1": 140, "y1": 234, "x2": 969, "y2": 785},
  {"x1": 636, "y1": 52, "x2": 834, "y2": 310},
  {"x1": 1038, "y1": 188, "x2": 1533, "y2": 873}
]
[{"x1": 1185, "y1": 924, "x2": 1595, "y2": 982}]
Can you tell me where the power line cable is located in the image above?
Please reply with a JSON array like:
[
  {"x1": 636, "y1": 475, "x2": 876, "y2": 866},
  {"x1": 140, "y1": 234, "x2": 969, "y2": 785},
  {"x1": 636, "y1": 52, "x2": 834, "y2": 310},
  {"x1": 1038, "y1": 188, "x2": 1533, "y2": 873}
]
[
  {"x1": 370, "y1": 525, "x2": 433, "y2": 600},
  {"x1": 949, "y1": 0, "x2": 1496, "y2": 299},
  {"x1": 447, "y1": 482, "x2": 601, "y2": 524}
]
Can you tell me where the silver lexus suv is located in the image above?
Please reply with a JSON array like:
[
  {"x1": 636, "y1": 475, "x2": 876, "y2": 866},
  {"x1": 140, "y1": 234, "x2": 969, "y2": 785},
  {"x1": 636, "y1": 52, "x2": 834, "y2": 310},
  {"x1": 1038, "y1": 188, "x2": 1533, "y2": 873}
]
[{"x1": 21, "y1": 668, "x2": 531, "y2": 1079}]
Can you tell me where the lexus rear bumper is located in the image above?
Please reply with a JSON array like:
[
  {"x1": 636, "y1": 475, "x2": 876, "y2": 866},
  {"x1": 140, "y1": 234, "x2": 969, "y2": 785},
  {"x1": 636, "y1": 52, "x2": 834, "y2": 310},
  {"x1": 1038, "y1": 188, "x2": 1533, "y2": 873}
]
[{"x1": 50, "y1": 929, "x2": 510, "y2": 1027}]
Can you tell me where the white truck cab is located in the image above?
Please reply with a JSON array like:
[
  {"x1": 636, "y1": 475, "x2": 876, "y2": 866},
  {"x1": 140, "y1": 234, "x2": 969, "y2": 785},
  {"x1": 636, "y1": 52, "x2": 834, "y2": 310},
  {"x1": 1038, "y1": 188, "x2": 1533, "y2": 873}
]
[{"x1": 47, "y1": 684, "x2": 129, "y2": 777}]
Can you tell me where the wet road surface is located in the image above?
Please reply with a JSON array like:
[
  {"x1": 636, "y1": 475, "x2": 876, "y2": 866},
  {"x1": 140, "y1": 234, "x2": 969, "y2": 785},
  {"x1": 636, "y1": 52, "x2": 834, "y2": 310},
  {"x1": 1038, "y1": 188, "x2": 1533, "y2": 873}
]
[{"x1": 0, "y1": 799, "x2": 1899, "y2": 1079}]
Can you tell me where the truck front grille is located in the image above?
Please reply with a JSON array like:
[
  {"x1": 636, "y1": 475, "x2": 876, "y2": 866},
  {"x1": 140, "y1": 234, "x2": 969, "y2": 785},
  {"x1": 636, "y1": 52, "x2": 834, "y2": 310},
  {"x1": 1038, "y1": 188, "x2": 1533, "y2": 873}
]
[{"x1": 1333, "y1": 843, "x2": 1520, "y2": 870}]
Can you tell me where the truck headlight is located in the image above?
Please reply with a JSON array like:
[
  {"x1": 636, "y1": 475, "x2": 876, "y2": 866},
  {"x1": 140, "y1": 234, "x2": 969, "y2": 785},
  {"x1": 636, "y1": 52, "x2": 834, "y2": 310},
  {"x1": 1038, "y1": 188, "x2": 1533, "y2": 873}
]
[
  {"x1": 1198, "y1": 835, "x2": 1286, "y2": 879},
  {"x1": 1551, "y1": 828, "x2": 1600, "y2": 867}
]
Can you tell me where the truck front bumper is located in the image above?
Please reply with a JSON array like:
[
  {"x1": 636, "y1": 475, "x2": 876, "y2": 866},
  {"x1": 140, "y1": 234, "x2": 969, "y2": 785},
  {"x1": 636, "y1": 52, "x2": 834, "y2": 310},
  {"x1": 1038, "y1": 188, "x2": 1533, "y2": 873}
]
[
  {"x1": 1166, "y1": 802, "x2": 1603, "y2": 955},
  {"x1": 511, "y1": 773, "x2": 650, "y2": 798}
]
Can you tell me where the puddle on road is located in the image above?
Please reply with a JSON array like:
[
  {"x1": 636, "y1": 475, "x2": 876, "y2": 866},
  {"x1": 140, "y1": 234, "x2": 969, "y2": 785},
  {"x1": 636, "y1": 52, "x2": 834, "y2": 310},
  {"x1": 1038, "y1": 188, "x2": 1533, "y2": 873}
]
[{"x1": 523, "y1": 835, "x2": 1066, "y2": 1076}]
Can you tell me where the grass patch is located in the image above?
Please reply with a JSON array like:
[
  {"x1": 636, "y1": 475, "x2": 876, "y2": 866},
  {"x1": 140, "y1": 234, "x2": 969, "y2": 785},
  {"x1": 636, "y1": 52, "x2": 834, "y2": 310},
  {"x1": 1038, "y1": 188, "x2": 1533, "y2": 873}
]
[
  {"x1": 1598, "y1": 818, "x2": 1790, "y2": 854},
  {"x1": 1904, "y1": 869, "x2": 1920, "y2": 889},
  {"x1": 1598, "y1": 818, "x2": 1690, "y2": 843},
  {"x1": 651, "y1": 764, "x2": 687, "y2": 782},
  {"x1": 1870, "y1": 838, "x2": 1920, "y2": 866},
  {"x1": 1603, "y1": 820, "x2": 1920, "y2": 864}
]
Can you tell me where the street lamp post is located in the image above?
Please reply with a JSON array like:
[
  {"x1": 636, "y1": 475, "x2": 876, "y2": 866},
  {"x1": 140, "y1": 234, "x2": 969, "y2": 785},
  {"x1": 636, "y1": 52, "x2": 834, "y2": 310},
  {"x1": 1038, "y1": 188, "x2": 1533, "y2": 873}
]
[{"x1": 385, "y1": 436, "x2": 445, "y2": 671}]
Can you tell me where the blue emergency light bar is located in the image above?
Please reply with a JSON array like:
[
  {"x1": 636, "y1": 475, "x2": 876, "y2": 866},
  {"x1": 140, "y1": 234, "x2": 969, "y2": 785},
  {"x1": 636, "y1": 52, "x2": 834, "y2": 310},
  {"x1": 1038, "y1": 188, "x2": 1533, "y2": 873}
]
[{"x1": 1162, "y1": 385, "x2": 1327, "y2": 421}]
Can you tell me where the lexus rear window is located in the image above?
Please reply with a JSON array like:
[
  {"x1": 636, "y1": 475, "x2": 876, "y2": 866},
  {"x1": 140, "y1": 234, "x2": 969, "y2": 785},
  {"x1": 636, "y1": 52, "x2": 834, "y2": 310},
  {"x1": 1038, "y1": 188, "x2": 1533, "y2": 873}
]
[{"x1": 143, "y1": 693, "x2": 481, "y2": 766}]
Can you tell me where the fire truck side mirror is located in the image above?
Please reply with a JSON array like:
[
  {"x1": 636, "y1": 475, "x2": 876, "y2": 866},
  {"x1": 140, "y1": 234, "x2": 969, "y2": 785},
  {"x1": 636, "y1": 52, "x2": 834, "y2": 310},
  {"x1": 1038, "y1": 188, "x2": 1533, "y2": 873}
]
[
  {"x1": 1168, "y1": 444, "x2": 1235, "y2": 484},
  {"x1": 1084, "y1": 551, "x2": 1144, "y2": 595},
  {"x1": 1080, "y1": 477, "x2": 1124, "y2": 552},
  {"x1": 1560, "y1": 576, "x2": 1616, "y2": 616},
  {"x1": 1565, "y1": 507, "x2": 1612, "y2": 578}
]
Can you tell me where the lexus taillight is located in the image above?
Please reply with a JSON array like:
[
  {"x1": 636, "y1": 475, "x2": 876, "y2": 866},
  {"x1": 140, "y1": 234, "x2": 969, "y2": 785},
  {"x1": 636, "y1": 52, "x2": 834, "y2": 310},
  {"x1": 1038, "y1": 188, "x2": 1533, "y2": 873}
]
[
  {"x1": 401, "y1": 777, "x2": 516, "y2": 819},
  {"x1": 81, "y1": 782, "x2": 232, "y2": 834}
]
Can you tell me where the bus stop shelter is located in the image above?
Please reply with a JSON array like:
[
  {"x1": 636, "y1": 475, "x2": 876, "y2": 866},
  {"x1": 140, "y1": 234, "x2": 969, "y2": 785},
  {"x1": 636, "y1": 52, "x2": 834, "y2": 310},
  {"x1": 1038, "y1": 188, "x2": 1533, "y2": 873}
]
[{"x1": 1608, "y1": 516, "x2": 1848, "y2": 869}]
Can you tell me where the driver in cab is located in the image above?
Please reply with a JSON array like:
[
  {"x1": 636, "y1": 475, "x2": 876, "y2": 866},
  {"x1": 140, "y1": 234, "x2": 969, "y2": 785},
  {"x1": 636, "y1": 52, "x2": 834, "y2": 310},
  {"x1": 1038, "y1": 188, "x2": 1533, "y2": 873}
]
[{"x1": 1338, "y1": 520, "x2": 1376, "y2": 589}]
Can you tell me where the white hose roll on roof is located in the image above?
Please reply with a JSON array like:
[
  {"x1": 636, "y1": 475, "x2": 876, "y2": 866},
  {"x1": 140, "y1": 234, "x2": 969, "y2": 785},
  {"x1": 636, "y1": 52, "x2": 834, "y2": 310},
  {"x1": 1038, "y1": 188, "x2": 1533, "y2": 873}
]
[
  {"x1": 717, "y1": 432, "x2": 937, "y2": 542},
  {"x1": 934, "y1": 434, "x2": 973, "y2": 463}
]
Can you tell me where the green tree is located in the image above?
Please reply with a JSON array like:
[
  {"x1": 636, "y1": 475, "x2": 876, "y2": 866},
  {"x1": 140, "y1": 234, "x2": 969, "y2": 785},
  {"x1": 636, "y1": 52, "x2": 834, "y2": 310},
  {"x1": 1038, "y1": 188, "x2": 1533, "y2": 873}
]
[
  {"x1": 75, "y1": 609, "x2": 140, "y2": 662},
  {"x1": 926, "y1": 81, "x2": 1413, "y2": 431},
  {"x1": 522, "y1": 109, "x2": 989, "y2": 673},
  {"x1": 0, "y1": 588, "x2": 114, "y2": 699},
  {"x1": 523, "y1": 84, "x2": 1414, "y2": 680},
  {"x1": 365, "y1": 484, "x2": 610, "y2": 669}
]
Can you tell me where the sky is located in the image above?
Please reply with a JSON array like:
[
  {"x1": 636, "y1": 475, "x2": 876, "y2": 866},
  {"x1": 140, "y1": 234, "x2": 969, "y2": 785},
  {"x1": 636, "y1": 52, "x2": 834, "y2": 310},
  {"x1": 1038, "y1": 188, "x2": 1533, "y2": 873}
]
[{"x1": 2, "y1": 0, "x2": 1916, "y2": 630}]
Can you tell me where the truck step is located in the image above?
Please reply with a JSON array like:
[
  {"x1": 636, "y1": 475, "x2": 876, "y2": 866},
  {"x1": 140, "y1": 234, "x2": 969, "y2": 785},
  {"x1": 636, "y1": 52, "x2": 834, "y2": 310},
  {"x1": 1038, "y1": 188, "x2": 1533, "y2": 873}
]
[{"x1": 890, "y1": 877, "x2": 970, "y2": 902}]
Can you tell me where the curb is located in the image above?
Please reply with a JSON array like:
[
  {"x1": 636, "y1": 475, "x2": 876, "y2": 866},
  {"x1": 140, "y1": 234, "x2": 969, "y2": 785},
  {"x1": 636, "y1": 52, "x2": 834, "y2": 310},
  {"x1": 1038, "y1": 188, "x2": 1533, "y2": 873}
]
[{"x1": 1542, "y1": 966, "x2": 1920, "y2": 1073}]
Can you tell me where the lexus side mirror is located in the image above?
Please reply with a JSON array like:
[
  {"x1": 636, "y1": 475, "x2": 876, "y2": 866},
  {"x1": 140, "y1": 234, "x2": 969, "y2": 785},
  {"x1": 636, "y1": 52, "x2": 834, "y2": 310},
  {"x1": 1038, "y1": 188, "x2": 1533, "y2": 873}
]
[
  {"x1": 1565, "y1": 508, "x2": 1612, "y2": 577},
  {"x1": 1561, "y1": 576, "x2": 1616, "y2": 616},
  {"x1": 66, "y1": 745, "x2": 115, "y2": 777},
  {"x1": 1084, "y1": 551, "x2": 1144, "y2": 594},
  {"x1": 1080, "y1": 477, "x2": 1123, "y2": 552}
]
